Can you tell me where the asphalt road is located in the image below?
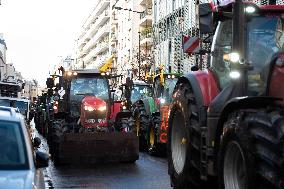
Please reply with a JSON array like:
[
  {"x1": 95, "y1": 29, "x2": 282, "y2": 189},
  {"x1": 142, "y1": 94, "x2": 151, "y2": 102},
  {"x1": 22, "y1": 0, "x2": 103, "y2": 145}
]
[{"x1": 33, "y1": 125, "x2": 172, "y2": 189}]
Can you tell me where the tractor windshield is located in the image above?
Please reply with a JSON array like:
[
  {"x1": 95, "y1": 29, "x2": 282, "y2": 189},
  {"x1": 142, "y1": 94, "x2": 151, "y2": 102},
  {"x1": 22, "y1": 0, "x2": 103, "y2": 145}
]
[
  {"x1": 69, "y1": 77, "x2": 109, "y2": 117},
  {"x1": 247, "y1": 15, "x2": 284, "y2": 95},
  {"x1": 131, "y1": 85, "x2": 152, "y2": 103},
  {"x1": 163, "y1": 78, "x2": 178, "y2": 103},
  {"x1": 211, "y1": 14, "x2": 284, "y2": 95},
  {"x1": 154, "y1": 77, "x2": 178, "y2": 103},
  {"x1": 70, "y1": 77, "x2": 109, "y2": 101}
]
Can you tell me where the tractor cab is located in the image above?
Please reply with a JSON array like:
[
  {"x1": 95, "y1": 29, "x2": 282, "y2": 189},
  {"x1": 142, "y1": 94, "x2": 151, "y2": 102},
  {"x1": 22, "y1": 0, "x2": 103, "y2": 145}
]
[
  {"x1": 66, "y1": 70, "x2": 110, "y2": 129},
  {"x1": 209, "y1": 3, "x2": 284, "y2": 96},
  {"x1": 131, "y1": 80, "x2": 152, "y2": 103},
  {"x1": 153, "y1": 73, "x2": 179, "y2": 105}
]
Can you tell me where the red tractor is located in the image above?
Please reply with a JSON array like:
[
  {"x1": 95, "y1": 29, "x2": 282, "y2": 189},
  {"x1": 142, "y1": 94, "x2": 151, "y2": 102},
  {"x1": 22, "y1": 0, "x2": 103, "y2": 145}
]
[
  {"x1": 167, "y1": 1, "x2": 284, "y2": 189},
  {"x1": 47, "y1": 69, "x2": 138, "y2": 165}
]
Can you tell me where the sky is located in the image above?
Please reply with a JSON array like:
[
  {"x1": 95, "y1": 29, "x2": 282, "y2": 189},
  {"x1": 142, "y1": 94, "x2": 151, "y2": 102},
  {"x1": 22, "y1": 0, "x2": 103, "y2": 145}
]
[{"x1": 0, "y1": 0, "x2": 96, "y2": 86}]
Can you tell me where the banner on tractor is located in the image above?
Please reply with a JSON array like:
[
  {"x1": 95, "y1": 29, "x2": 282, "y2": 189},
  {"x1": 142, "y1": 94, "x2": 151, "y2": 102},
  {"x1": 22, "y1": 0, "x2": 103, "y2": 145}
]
[{"x1": 183, "y1": 35, "x2": 200, "y2": 54}]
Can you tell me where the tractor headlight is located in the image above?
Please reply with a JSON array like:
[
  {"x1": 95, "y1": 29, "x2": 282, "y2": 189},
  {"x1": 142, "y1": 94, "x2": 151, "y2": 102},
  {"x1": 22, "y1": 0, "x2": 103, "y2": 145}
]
[
  {"x1": 160, "y1": 98, "x2": 166, "y2": 104},
  {"x1": 122, "y1": 105, "x2": 127, "y2": 110},
  {"x1": 245, "y1": 6, "x2": 256, "y2": 13},
  {"x1": 67, "y1": 71, "x2": 72, "y2": 76},
  {"x1": 229, "y1": 71, "x2": 241, "y2": 79},
  {"x1": 223, "y1": 52, "x2": 240, "y2": 63},
  {"x1": 98, "y1": 106, "x2": 107, "y2": 111},
  {"x1": 84, "y1": 105, "x2": 95, "y2": 111}
]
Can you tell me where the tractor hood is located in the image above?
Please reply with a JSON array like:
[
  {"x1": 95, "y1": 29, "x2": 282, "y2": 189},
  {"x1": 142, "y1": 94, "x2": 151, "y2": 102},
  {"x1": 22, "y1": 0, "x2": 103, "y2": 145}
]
[{"x1": 82, "y1": 96, "x2": 107, "y2": 111}]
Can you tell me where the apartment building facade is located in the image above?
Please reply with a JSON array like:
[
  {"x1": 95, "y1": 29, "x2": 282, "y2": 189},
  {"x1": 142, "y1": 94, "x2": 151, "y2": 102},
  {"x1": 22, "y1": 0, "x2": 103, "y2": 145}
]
[
  {"x1": 76, "y1": 0, "x2": 112, "y2": 69},
  {"x1": 75, "y1": 0, "x2": 154, "y2": 83}
]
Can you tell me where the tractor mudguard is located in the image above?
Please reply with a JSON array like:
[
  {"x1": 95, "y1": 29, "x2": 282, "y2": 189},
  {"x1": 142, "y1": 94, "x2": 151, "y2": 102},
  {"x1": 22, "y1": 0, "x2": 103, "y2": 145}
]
[
  {"x1": 211, "y1": 96, "x2": 281, "y2": 158},
  {"x1": 116, "y1": 111, "x2": 132, "y2": 119}
]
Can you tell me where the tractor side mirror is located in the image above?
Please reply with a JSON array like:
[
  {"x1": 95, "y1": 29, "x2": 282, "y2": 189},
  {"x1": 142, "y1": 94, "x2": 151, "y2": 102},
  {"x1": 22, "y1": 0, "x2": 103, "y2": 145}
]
[
  {"x1": 124, "y1": 86, "x2": 131, "y2": 99},
  {"x1": 199, "y1": 3, "x2": 214, "y2": 34},
  {"x1": 46, "y1": 78, "x2": 54, "y2": 88},
  {"x1": 33, "y1": 137, "x2": 41, "y2": 148}
]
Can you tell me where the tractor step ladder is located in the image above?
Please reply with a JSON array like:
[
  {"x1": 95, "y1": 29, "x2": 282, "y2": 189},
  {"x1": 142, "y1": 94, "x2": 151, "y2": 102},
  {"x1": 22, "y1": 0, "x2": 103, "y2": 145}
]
[
  {"x1": 200, "y1": 126, "x2": 208, "y2": 180},
  {"x1": 199, "y1": 106, "x2": 208, "y2": 180}
]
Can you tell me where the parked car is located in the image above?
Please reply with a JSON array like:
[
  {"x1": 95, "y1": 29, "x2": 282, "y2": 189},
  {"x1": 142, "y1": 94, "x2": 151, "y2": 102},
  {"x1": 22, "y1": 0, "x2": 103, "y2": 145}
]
[{"x1": 0, "y1": 106, "x2": 49, "y2": 189}]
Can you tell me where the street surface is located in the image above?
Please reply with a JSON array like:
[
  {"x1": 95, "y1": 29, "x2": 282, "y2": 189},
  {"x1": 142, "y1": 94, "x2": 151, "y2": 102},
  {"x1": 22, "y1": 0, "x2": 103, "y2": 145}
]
[{"x1": 32, "y1": 124, "x2": 171, "y2": 189}]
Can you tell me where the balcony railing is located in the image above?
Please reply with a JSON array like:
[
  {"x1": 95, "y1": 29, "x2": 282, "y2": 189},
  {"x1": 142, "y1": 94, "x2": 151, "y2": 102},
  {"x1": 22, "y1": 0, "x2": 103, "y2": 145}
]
[
  {"x1": 140, "y1": 9, "x2": 152, "y2": 20},
  {"x1": 140, "y1": 27, "x2": 152, "y2": 40},
  {"x1": 141, "y1": 32, "x2": 152, "y2": 40}
]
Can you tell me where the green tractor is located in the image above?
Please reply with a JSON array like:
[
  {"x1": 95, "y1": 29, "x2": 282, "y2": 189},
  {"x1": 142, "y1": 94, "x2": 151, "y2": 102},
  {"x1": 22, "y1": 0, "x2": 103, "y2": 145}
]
[
  {"x1": 128, "y1": 80, "x2": 155, "y2": 151},
  {"x1": 129, "y1": 73, "x2": 180, "y2": 154},
  {"x1": 148, "y1": 73, "x2": 180, "y2": 155}
]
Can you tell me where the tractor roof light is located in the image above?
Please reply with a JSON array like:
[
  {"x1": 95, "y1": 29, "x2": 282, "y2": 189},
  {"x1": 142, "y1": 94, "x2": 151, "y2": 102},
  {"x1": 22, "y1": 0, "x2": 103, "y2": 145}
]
[
  {"x1": 229, "y1": 71, "x2": 241, "y2": 79},
  {"x1": 67, "y1": 71, "x2": 72, "y2": 76},
  {"x1": 171, "y1": 75, "x2": 175, "y2": 79},
  {"x1": 245, "y1": 6, "x2": 256, "y2": 14},
  {"x1": 73, "y1": 72, "x2": 78, "y2": 76},
  {"x1": 101, "y1": 72, "x2": 106, "y2": 76},
  {"x1": 223, "y1": 52, "x2": 240, "y2": 63},
  {"x1": 167, "y1": 75, "x2": 171, "y2": 79}
]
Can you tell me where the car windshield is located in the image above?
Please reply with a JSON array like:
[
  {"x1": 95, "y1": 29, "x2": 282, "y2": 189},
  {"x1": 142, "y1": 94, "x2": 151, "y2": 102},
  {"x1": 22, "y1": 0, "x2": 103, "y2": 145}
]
[
  {"x1": 0, "y1": 99, "x2": 28, "y2": 118},
  {"x1": 0, "y1": 121, "x2": 29, "y2": 170},
  {"x1": 247, "y1": 15, "x2": 284, "y2": 95},
  {"x1": 70, "y1": 77, "x2": 109, "y2": 101},
  {"x1": 131, "y1": 85, "x2": 152, "y2": 102}
]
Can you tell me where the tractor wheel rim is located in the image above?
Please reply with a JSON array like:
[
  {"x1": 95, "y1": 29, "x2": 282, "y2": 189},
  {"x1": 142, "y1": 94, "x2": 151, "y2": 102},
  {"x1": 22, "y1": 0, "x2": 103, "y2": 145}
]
[
  {"x1": 150, "y1": 127, "x2": 155, "y2": 147},
  {"x1": 224, "y1": 141, "x2": 247, "y2": 189},
  {"x1": 171, "y1": 111, "x2": 186, "y2": 174}
]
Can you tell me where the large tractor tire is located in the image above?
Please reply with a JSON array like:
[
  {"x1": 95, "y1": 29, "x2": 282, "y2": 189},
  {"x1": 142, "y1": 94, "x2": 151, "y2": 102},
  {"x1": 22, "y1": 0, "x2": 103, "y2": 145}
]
[
  {"x1": 129, "y1": 105, "x2": 150, "y2": 151},
  {"x1": 167, "y1": 83, "x2": 204, "y2": 188},
  {"x1": 148, "y1": 114, "x2": 166, "y2": 156},
  {"x1": 49, "y1": 120, "x2": 65, "y2": 166},
  {"x1": 218, "y1": 109, "x2": 284, "y2": 189}
]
